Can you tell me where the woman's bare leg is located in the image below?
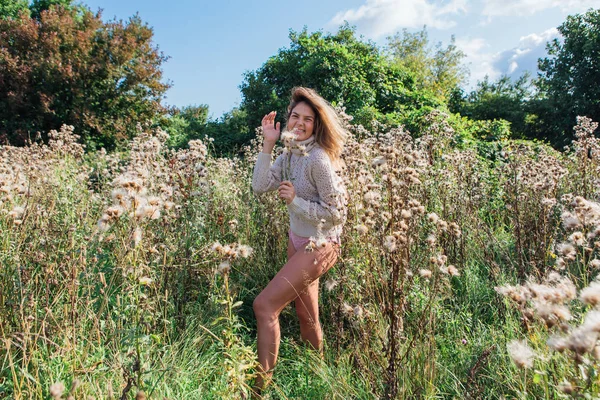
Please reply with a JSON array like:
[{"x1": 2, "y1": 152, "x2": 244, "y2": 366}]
[
  {"x1": 295, "y1": 279, "x2": 322, "y2": 350},
  {"x1": 252, "y1": 241, "x2": 338, "y2": 392},
  {"x1": 288, "y1": 239, "x2": 324, "y2": 350}
]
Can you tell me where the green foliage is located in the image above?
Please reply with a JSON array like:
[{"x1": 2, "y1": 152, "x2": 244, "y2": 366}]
[
  {"x1": 386, "y1": 27, "x2": 468, "y2": 101},
  {"x1": 239, "y1": 24, "x2": 419, "y2": 131},
  {"x1": 0, "y1": 0, "x2": 29, "y2": 19},
  {"x1": 536, "y1": 9, "x2": 600, "y2": 146},
  {"x1": 29, "y1": 0, "x2": 85, "y2": 19},
  {"x1": 3, "y1": 114, "x2": 600, "y2": 398},
  {"x1": 162, "y1": 105, "x2": 251, "y2": 156},
  {"x1": 202, "y1": 107, "x2": 251, "y2": 156},
  {"x1": 162, "y1": 104, "x2": 209, "y2": 148},
  {"x1": 450, "y1": 74, "x2": 536, "y2": 140},
  {"x1": 0, "y1": 6, "x2": 170, "y2": 149}
]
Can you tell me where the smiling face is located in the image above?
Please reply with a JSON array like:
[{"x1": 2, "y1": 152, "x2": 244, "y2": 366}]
[{"x1": 287, "y1": 101, "x2": 316, "y2": 141}]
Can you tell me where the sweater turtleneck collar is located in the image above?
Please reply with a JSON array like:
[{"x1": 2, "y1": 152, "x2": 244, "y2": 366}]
[{"x1": 288, "y1": 135, "x2": 317, "y2": 156}]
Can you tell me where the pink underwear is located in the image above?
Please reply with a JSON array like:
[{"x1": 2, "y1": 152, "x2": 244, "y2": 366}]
[{"x1": 288, "y1": 230, "x2": 340, "y2": 252}]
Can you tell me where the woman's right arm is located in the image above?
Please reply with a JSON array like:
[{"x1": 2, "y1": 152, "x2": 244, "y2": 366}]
[
  {"x1": 253, "y1": 111, "x2": 283, "y2": 194},
  {"x1": 252, "y1": 152, "x2": 284, "y2": 194}
]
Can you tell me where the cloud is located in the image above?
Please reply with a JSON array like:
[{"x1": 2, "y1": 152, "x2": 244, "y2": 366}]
[
  {"x1": 481, "y1": 0, "x2": 600, "y2": 17},
  {"x1": 456, "y1": 27, "x2": 560, "y2": 88},
  {"x1": 455, "y1": 37, "x2": 499, "y2": 86},
  {"x1": 329, "y1": 0, "x2": 468, "y2": 38},
  {"x1": 493, "y1": 28, "x2": 560, "y2": 80}
]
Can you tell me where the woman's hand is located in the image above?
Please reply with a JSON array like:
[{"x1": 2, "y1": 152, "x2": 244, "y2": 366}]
[
  {"x1": 261, "y1": 111, "x2": 281, "y2": 144},
  {"x1": 278, "y1": 181, "x2": 295, "y2": 205}
]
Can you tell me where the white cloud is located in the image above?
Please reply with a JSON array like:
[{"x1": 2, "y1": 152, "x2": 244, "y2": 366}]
[
  {"x1": 456, "y1": 27, "x2": 560, "y2": 88},
  {"x1": 481, "y1": 0, "x2": 600, "y2": 17},
  {"x1": 455, "y1": 37, "x2": 499, "y2": 86},
  {"x1": 493, "y1": 28, "x2": 560, "y2": 80},
  {"x1": 519, "y1": 28, "x2": 560, "y2": 48},
  {"x1": 329, "y1": 0, "x2": 468, "y2": 38}
]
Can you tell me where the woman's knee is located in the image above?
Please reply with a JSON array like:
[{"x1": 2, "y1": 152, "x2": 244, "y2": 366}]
[{"x1": 253, "y1": 294, "x2": 278, "y2": 321}]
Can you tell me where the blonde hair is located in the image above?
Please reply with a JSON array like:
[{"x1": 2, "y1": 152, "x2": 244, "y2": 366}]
[{"x1": 286, "y1": 87, "x2": 347, "y2": 162}]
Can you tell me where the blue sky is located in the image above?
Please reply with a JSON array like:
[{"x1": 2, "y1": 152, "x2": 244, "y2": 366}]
[{"x1": 84, "y1": 0, "x2": 600, "y2": 119}]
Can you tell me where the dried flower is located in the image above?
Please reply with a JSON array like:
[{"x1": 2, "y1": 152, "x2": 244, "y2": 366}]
[
  {"x1": 447, "y1": 265, "x2": 459, "y2": 276},
  {"x1": 419, "y1": 269, "x2": 432, "y2": 278},
  {"x1": 547, "y1": 336, "x2": 568, "y2": 352},
  {"x1": 50, "y1": 382, "x2": 65, "y2": 399},
  {"x1": 507, "y1": 340, "x2": 535, "y2": 369},
  {"x1": 217, "y1": 261, "x2": 231, "y2": 275},
  {"x1": 133, "y1": 227, "x2": 142, "y2": 247},
  {"x1": 355, "y1": 224, "x2": 368, "y2": 235},
  {"x1": 324, "y1": 279, "x2": 338, "y2": 291},
  {"x1": 383, "y1": 235, "x2": 397, "y2": 252},
  {"x1": 237, "y1": 245, "x2": 253, "y2": 258},
  {"x1": 427, "y1": 213, "x2": 439, "y2": 224},
  {"x1": 581, "y1": 282, "x2": 600, "y2": 307},
  {"x1": 139, "y1": 277, "x2": 153, "y2": 286}
]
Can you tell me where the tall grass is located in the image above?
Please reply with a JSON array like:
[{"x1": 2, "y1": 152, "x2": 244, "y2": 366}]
[{"x1": 1, "y1": 115, "x2": 600, "y2": 399}]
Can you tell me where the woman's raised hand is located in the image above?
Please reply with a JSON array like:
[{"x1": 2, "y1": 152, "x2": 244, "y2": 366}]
[{"x1": 261, "y1": 111, "x2": 281, "y2": 144}]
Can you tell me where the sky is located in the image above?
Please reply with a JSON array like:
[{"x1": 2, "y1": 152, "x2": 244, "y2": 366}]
[{"x1": 83, "y1": 0, "x2": 600, "y2": 119}]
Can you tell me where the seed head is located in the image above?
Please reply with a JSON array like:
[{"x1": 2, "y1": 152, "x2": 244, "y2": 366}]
[
  {"x1": 427, "y1": 213, "x2": 439, "y2": 224},
  {"x1": 133, "y1": 227, "x2": 142, "y2": 247},
  {"x1": 355, "y1": 224, "x2": 368, "y2": 235},
  {"x1": 507, "y1": 340, "x2": 535, "y2": 369},
  {"x1": 237, "y1": 245, "x2": 253, "y2": 259},
  {"x1": 383, "y1": 235, "x2": 397, "y2": 252},
  {"x1": 568, "y1": 231, "x2": 585, "y2": 246},
  {"x1": 218, "y1": 261, "x2": 231, "y2": 275},
  {"x1": 547, "y1": 336, "x2": 568, "y2": 352},
  {"x1": 580, "y1": 282, "x2": 600, "y2": 307},
  {"x1": 316, "y1": 237, "x2": 328, "y2": 248},
  {"x1": 324, "y1": 279, "x2": 338, "y2": 291},
  {"x1": 419, "y1": 269, "x2": 432, "y2": 278},
  {"x1": 50, "y1": 382, "x2": 65, "y2": 399},
  {"x1": 447, "y1": 265, "x2": 459, "y2": 276}
]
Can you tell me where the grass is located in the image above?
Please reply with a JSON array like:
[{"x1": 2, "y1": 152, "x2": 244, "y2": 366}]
[{"x1": 2, "y1": 115, "x2": 600, "y2": 399}]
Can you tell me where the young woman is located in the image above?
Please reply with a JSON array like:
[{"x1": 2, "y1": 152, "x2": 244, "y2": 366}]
[{"x1": 251, "y1": 87, "x2": 348, "y2": 395}]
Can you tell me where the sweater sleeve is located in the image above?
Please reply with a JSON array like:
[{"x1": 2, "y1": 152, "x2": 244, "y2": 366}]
[
  {"x1": 288, "y1": 151, "x2": 346, "y2": 227},
  {"x1": 252, "y1": 151, "x2": 285, "y2": 194}
]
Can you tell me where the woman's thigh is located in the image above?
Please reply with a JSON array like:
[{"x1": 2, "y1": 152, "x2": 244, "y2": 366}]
[
  {"x1": 295, "y1": 278, "x2": 319, "y2": 321},
  {"x1": 258, "y1": 243, "x2": 338, "y2": 314}
]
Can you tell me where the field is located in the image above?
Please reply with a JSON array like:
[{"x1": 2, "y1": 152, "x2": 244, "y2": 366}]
[{"x1": 2, "y1": 113, "x2": 600, "y2": 399}]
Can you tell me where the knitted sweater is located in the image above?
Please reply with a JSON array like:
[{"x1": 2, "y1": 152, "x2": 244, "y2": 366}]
[{"x1": 252, "y1": 138, "x2": 346, "y2": 239}]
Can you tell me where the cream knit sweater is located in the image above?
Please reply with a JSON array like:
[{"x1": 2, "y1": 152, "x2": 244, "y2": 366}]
[{"x1": 252, "y1": 137, "x2": 346, "y2": 239}]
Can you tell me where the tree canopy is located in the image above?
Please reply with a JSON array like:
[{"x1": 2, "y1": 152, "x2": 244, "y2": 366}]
[
  {"x1": 0, "y1": 3, "x2": 170, "y2": 148},
  {"x1": 239, "y1": 25, "x2": 442, "y2": 131},
  {"x1": 536, "y1": 8, "x2": 600, "y2": 145},
  {"x1": 0, "y1": 0, "x2": 29, "y2": 19},
  {"x1": 449, "y1": 74, "x2": 536, "y2": 138},
  {"x1": 386, "y1": 27, "x2": 467, "y2": 101}
]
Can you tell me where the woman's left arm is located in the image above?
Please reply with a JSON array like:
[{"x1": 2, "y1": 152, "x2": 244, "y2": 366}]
[{"x1": 287, "y1": 152, "x2": 346, "y2": 226}]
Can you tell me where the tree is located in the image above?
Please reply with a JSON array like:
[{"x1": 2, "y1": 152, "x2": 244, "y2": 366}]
[
  {"x1": 1, "y1": 0, "x2": 85, "y2": 21},
  {"x1": 0, "y1": 5, "x2": 170, "y2": 148},
  {"x1": 451, "y1": 73, "x2": 535, "y2": 138},
  {"x1": 386, "y1": 27, "x2": 468, "y2": 101},
  {"x1": 0, "y1": 0, "x2": 29, "y2": 19},
  {"x1": 239, "y1": 25, "x2": 436, "y2": 131},
  {"x1": 162, "y1": 104, "x2": 209, "y2": 149},
  {"x1": 29, "y1": 0, "x2": 84, "y2": 19},
  {"x1": 537, "y1": 9, "x2": 600, "y2": 145},
  {"x1": 201, "y1": 107, "x2": 251, "y2": 156}
]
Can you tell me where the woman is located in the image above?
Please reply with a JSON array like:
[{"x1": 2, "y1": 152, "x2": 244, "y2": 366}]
[{"x1": 251, "y1": 87, "x2": 347, "y2": 395}]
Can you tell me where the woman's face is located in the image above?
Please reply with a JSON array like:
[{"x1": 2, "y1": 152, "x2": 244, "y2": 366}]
[{"x1": 288, "y1": 101, "x2": 315, "y2": 141}]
